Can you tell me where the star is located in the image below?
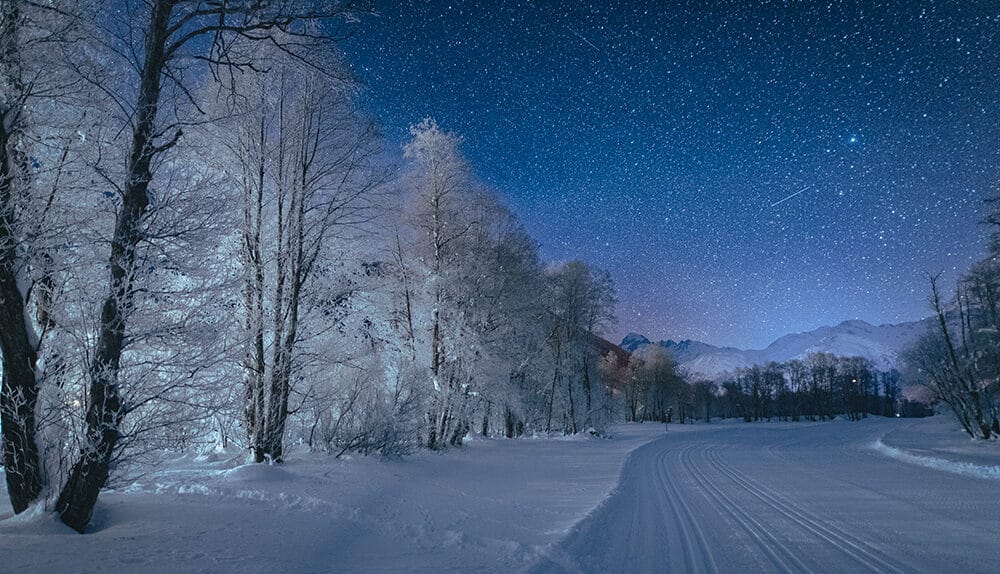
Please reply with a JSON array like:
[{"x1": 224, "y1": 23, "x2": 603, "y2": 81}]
[{"x1": 342, "y1": 1, "x2": 996, "y2": 348}]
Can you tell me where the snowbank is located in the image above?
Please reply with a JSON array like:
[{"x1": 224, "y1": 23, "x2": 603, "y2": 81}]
[
  {"x1": 872, "y1": 440, "x2": 1000, "y2": 481},
  {"x1": 872, "y1": 416, "x2": 1000, "y2": 481}
]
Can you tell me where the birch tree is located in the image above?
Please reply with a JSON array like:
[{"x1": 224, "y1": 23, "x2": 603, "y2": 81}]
[
  {"x1": 471, "y1": 214, "x2": 548, "y2": 438},
  {"x1": 48, "y1": 0, "x2": 371, "y2": 533},
  {"x1": 223, "y1": 41, "x2": 382, "y2": 463},
  {"x1": 544, "y1": 261, "x2": 616, "y2": 433},
  {"x1": 400, "y1": 118, "x2": 480, "y2": 449}
]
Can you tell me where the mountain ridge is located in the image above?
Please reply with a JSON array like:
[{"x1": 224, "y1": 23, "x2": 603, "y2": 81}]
[{"x1": 621, "y1": 318, "x2": 932, "y2": 379}]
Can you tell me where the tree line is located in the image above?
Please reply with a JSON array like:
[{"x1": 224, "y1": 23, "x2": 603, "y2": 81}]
[
  {"x1": 715, "y1": 355, "x2": 904, "y2": 423},
  {"x1": 601, "y1": 347, "x2": 909, "y2": 425},
  {"x1": 0, "y1": 1, "x2": 622, "y2": 532}
]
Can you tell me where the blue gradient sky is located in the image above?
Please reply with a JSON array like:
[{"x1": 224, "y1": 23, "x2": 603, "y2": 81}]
[{"x1": 342, "y1": 1, "x2": 999, "y2": 348}]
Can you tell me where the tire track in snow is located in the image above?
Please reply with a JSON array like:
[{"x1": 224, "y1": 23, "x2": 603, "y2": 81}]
[
  {"x1": 681, "y1": 444, "x2": 807, "y2": 573},
  {"x1": 703, "y1": 447, "x2": 913, "y2": 574}
]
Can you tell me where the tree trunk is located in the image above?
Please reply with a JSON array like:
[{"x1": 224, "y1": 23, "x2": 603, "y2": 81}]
[
  {"x1": 426, "y1": 410, "x2": 439, "y2": 449},
  {"x1": 566, "y1": 374, "x2": 577, "y2": 434},
  {"x1": 481, "y1": 399, "x2": 491, "y2": 436},
  {"x1": 0, "y1": 279, "x2": 43, "y2": 514},
  {"x1": 261, "y1": 223, "x2": 301, "y2": 463},
  {"x1": 545, "y1": 336, "x2": 560, "y2": 432},
  {"x1": 55, "y1": 0, "x2": 172, "y2": 533},
  {"x1": 241, "y1": 95, "x2": 268, "y2": 461},
  {"x1": 581, "y1": 352, "x2": 592, "y2": 428},
  {"x1": 263, "y1": 332, "x2": 295, "y2": 462},
  {"x1": 503, "y1": 404, "x2": 516, "y2": 438},
  {"x1": 0, "y1": 0, "x2": 44, "y2": 516}
]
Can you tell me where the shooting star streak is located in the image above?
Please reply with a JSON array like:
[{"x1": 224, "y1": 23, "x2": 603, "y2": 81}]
[
  {"x1": 565, "y1": 25, "x2": 600, "y2": 52},
  {"x1": 770, "y1": 185, "x2": 811, "y2": 208}
]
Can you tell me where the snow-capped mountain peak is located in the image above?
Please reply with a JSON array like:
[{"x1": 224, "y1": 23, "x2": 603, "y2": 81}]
[{"x1": 621, "y1": 317, "x2": 931, "y2": 379}]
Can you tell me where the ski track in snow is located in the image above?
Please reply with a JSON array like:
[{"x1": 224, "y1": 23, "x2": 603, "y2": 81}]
[
  {"x1": 699, "y1": 446, "x2": 908, "y2": 574},
  {"x1": 532, "y1": 419, "x2": 1000, "y2": 574}
]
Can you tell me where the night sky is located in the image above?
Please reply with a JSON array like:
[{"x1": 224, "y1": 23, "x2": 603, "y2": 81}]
[{"x1": 342, "y1": 1, "x2": 1000, "y2": 349}]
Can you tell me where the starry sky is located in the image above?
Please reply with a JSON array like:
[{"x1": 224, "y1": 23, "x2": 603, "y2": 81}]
[{"x1": 342, "y1": 1, "x2": 1000, "y2": 349}]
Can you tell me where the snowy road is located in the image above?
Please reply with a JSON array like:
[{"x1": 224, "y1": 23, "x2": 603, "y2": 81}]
[{"x1": 533, "y1": 420, "x2": 1000, "y2": 573}]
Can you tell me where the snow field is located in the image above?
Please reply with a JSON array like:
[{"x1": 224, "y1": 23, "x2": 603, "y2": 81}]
[
  {"x1": 3, "y1": 417, "x2": 997, "y2": 573},
  {"x1": 0, "y1": 424, "x2": 664, "y2": 573}
]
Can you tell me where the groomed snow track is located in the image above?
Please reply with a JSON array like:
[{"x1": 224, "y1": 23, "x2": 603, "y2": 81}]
[{"x1": 532, "y1": 421, "x2": 1000, "y2": 573}]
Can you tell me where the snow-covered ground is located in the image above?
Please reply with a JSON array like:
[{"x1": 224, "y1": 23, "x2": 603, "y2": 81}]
[
  {"x1": 2, "y1": 417, "x2": 997, "y2": 573},
  {"x1": 875, "y1": 415, "x2": 1000, "y2": 479},
  {"x1": 0, "y1": 425, "x2": 662, "y2": 573},
  {"x1": 534, "y1": 417, "x2": 1000, "y2": 573}
]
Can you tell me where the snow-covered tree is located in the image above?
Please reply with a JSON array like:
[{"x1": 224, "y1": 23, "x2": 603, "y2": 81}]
[
  {"x1": 215, "y1": 39, "x2": 383, "y2": 463},
  {"x1": 0, "y1": 0, "x2": 95, "y2": 516},
  {"x1": 542, "y1": 260, "x2": 617, "y2": 433},
  {"x1": 1, "y1": 0, "x2": 46, "y2": 515},
  {"x1": 33, "y1": 0, "x2": 372, "y2": 533},
  {"x1": 397, "y1": 118, "x2": 483, "y2": 449},
  {"x1": 906, "y1": 271, "x2": 998, "y2": 440}
]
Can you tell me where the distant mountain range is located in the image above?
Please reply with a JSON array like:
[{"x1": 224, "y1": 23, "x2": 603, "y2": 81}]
[{"x1": 620, "y1": 318, "x2": 933, "y2": 380}]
